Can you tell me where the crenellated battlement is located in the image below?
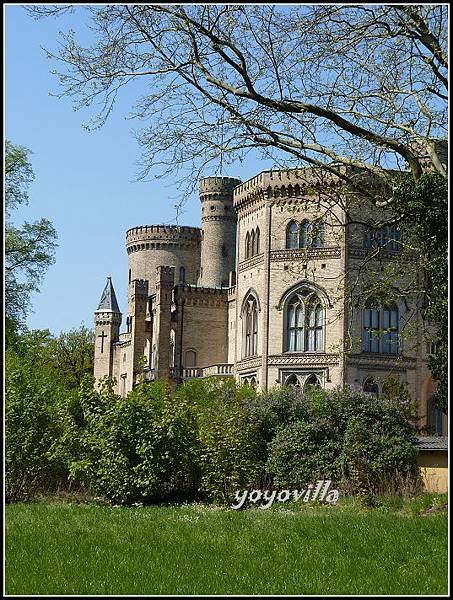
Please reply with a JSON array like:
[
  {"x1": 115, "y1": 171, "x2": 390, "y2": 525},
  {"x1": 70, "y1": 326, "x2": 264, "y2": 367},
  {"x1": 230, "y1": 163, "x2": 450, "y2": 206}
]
[
  {"x1": 130, "y1": 278, "x2": 149, "y2": 296},
  {"x1": 200, "y1": 176, "x2": 242, "y2": 195},
  {"x1": 174, "y1": 282, "x2": 229, "y2": 307},
  {"x1": 156, "y1": 265, "x2": 175, "y2": 285},
  {"x1": 232, "y1": 166, "x2": 378, "y2": 208},
  {"x1": 126, "y1": 225, "x2": 201, "y2": 252}
]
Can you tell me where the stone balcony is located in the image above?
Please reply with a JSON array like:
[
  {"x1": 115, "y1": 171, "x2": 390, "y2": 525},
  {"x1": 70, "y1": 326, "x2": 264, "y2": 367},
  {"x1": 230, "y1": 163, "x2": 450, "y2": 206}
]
[
  {"x1": 140, "y1": 364, "x2": 234, "y2": 383},
  {"x1": 172, "y1": 364, "x2": 234, "y2": 380}
]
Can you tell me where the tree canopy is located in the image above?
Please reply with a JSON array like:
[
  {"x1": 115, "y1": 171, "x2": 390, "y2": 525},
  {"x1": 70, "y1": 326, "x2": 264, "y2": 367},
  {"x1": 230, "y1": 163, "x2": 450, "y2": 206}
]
[
  {"x1": 29, "y1": 4, "x2": 447, "y2": 190},
  {"x1": 5, "y1": 140, "x2": 58, "y2": 342}
]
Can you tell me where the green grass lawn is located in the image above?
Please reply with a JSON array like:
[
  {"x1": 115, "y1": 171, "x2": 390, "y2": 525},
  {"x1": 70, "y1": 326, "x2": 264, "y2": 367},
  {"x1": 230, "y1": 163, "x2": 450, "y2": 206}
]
[{"x1": 5, "y1": 496, "x2": 448, "y2": 595}]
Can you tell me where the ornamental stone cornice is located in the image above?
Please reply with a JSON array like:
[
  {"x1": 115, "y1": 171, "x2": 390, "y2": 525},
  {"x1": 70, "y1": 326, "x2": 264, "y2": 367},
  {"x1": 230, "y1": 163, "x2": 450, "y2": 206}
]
[
  {"x1": 348, "y1": 246, "x2": 401, "y2": 261},
  {"x1": 347, "y1": 353, "x2": 417, "y2": 371},
  {"x1": 267, "y1": 353, "x2": 340, "y2": 366},
  {"x1": 236, "y1": 356, "x2": 262, "y2": 370},
  {"x1": 270, "y1": 247, "x2": 341, "y2": 262},
  {"x1": 238, "y1": 253, "x2": 265, "y2": 272}
]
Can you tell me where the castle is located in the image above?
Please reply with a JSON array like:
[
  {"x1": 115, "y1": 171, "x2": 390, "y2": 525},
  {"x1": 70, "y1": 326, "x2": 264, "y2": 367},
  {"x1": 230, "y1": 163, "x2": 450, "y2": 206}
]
[{"x1": 94, "y1": 167, "x2": 447, "y2": 435}]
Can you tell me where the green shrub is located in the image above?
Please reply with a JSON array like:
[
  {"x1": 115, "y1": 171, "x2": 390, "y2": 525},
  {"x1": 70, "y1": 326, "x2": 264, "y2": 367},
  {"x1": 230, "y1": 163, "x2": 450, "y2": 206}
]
[
  {"x1": 5, "y1": 349, "x2": 67, "y2": 501},
  {"x1": 175, "y1": 377, "x2": 261, "y2": 503},
  {"x1": 66, "y1": 378, "x2": 201, "y2": 505},
  {"x1": 266, "y1": 380, "x2": 419, "y2": 493}
]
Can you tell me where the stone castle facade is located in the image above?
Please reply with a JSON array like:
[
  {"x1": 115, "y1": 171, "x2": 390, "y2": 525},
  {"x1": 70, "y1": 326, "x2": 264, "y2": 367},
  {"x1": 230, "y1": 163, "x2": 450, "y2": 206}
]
[{"x1": 94, "y1": 167, "x2": 447, "y2": 434}]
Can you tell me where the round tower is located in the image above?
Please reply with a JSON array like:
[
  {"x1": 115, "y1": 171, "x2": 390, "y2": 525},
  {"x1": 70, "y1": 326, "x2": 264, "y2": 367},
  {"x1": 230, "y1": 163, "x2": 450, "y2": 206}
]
[
  {"x1": 126, "y1": 225, "x2": 201, "y2": 295},
  {"x1": 199, "y1": 176, "x2": 241, "y2": 287}
]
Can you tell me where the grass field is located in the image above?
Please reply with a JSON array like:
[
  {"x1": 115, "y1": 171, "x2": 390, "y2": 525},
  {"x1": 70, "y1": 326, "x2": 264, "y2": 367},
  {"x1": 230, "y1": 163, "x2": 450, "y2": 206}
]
[{"x1": 5, "y1": 496, "x2": 448, "y2": 595}]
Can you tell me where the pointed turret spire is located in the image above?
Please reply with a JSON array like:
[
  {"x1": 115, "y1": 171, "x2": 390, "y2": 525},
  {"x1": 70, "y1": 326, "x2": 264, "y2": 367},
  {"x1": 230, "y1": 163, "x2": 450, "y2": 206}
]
[{"x1": 96, "y1": 276, "x2": 120, "y2": 312}]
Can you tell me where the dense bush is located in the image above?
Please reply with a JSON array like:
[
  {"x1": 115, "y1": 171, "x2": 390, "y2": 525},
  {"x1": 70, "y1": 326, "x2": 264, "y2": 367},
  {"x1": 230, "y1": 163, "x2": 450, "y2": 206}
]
[
  {"x1": 177, "y1": 378, "x2": 262, "y2": 503},
  {"x1": 5, "y1": 349, "x2": 67, "y2": 501},
  {"x1": 67, "y1": 377, "x2": 262, "y2": 504},
  {"x1": 66, "y1": 378, "x2": 201, "y2": 505},
  {"x1": 266, "y1": 380, "x2": 419, "y2": 493},
  {"x1": 5, "y1": 326, "x2": 421, "y2": 505}
]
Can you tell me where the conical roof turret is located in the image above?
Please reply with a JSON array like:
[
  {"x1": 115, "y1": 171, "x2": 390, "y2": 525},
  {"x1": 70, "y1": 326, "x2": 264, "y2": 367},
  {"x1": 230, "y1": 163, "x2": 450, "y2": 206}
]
[{"x1": 96, "y1": 276, "x2": 121, "y2": 313}]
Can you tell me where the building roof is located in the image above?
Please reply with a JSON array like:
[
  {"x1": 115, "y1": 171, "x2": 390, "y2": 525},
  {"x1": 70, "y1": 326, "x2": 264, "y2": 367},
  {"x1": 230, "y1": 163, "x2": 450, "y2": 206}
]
[
  {"x1": 96, "y1": 277, "x2": 120, "y2": 313},
  {"x1": 415, "y1": 436, "x2": 448, "y2": 451}
]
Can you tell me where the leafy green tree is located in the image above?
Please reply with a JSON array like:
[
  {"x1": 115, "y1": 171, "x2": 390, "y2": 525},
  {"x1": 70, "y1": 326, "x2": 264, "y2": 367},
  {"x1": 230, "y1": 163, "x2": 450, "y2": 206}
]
[
  {"x1": 11, "y1": 326, "x2": 95, "y2": 390},
  {"x1": 391, "y1": 173, "x2": 448, "y2": 413},
  {"x1": 5, "y1": 347, "x2": 67, "y2": 501},
  {"x1": 5, "y1": 140, "x2": 58, "y2": 344},
  {"x1": 47, "y1": 326, "x2": 96, "y2": 389}
]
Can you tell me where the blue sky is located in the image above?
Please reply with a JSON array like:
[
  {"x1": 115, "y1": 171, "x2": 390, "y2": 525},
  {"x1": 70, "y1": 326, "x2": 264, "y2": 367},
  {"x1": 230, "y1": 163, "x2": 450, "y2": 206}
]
[{"x1": 5, "y1": 5, "x2": 273, "y2": 335}]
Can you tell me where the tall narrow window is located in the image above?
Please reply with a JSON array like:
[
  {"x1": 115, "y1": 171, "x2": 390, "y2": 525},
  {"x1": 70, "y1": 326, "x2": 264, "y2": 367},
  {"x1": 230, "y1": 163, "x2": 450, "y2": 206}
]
[
  {"x1": 252, "y1": 303, "x2": 258, "y2": 355},
  {"x1": 388, "y1": 225, "x2": 401, "y2": 251},
  {"x1": 287, "y1": 299, "x2": 303, "y2": 351},
  {"x1": 179, "y1": 266, "x2": 186, "y2": 282},
  {"x1": 286, "y1": 221, "x2": 299, "y2": 249},
  {"x1": 306, "y1": 302, "x2": 324, "y2": 351},
  {"x1": 250, "y1": 230, "x2": 256, "y2": 257},
  {"x1": 363, "y1": 300, "x2": 380, "y2": 353},
  {"x1": 245, "y1": 232, "x2": 250, "y2": 258},
  {"x1": 243, "y1": 295, "x2": 259, "y2": 357},
  {"x1": 255, "y1": 227, "x2": 260, "y2": 255},
  {"x1": 300, "y1": 220, "x2": 310, "y2": 248},
  {"x1": 382, "y1": 303, "x2": 399, "y2": 354},
  {"x1": 312, "y1": 222, "x2": 325, "y2": 247},
  {"x1": 428, "y1": 397, "x2": 444, "y2": 434}
]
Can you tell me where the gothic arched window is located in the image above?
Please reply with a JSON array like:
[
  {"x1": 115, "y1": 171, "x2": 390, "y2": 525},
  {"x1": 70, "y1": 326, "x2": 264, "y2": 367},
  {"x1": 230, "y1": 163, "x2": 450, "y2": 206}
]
[
  {"x1": 243, "y1": 295, "x2": 259, "y2": 357},
  {"x1": 363, "y1": 377, "x2": 379, "y2": 397},
  {"x1": 286, "y1": 221, "x2": 299, "y2": 249},
  {"x1": 286, "y1": 290, "x2": 324, "y2": 352},
  {"x1": 285, "y1": 374, "x2": 302, "y2": 387},
  {"x1": 245, "y1": 232, "x2": 250, "y2": 259},
  {"x1": 250, "y1": 230, "x2": 256, "y2": 257},
  {"x1": 304, "y1": 373, "x2": 321, "y2": 391},
  {"x1": 255, "y1": 227, "x2": 260, "y2": 255}
]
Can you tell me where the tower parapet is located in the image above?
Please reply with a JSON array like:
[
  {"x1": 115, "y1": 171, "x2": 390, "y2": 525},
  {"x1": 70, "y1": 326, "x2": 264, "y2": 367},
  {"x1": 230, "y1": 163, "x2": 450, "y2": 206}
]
[
  {"x1": 199, "y1": 176, "x2": 241, "y2": 287},
  {"x1": 126, "y1": 225, "x2": 201, "y2": 296}
]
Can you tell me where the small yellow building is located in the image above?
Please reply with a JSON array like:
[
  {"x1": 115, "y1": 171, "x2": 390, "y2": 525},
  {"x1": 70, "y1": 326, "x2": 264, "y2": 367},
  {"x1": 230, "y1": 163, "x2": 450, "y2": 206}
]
[{"x1": 416, "y1": 436, "x2": 448, "y2": 494}]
